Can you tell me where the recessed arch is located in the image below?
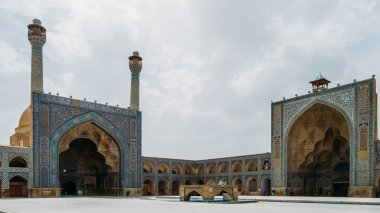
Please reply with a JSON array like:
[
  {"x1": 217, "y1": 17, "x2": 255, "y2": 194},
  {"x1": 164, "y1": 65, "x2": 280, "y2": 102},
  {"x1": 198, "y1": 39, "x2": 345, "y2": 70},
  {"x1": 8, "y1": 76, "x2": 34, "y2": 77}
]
[
  {"x1": 184, "y1": 190, "x2": 202, "y2": 201},
  {"x1": 195, "y1": 165, "x2": 204, "y2": 175},
  {"x1": 9, "y1": 156, "x2": 28, "y2": 167},
  {"x1": 8, "y1": 172, "x2": 29, "y2": 181},
  {"x1": 143, "y1": 178, "x2": 155, "y2": 196},
  {"x1": 261, "y1": 177, "x2": 271, "y2": 196},
  {"x1": 9, "y1": 176, "x2": 28, "y2": 197},
  {"x1": 143, "y1": 162, "x2": 154, "y2": 173},
  {"x1": 231, "y1": 161, "x2": 242, "y2": 173},
  {"x1": 262, "y1": 160, "x2": 271, "y2": 170},
  {"x1": 59, "y1": 138, "x2": 120, "y2": 196},
  {"x1": 172, "y1": 180, "x2": 181, "y2": 195},
  {"x1": 219, "y1": 163, "x2": 228, "y2": 173},
  {"x1": 216, "y1": 189, "x2": 232, "y2": 196},
  {"x1": 206, "y1": 164, "x2": 216, "y2": 174},
  {"x1": 185, "y1": 165, "x2": 195, "y2": 175},
  {"x1": 171, "y1": 164, "x2": 183, "y2": 174},
  {"x1": 246, "y1": 177, "x2": 257, "y2": 192},
  {"x1": 59, "y1": 122, "x2": 120, "y2": 172},
  {"x1": 285, "y1": 99, "x2": 353, "y2": 138},
  {"x1": 231, "y1": 178, "x2": 242, "y2": 191},
  {"x1": 49, "y1": 112, "x2": 128, "y2": 188},
  {"x1": 246, "y1": 161, "x2": 257, "y2": 172},
  {"x1": 158, "y1": 179, "x2": 169, "y2": 195},
  {"x1": 286, "y1": 102, "x2": 350, "y2": 196},
  {"x1": 158, "y1": 163, "x2": 169, "y2": 174}
]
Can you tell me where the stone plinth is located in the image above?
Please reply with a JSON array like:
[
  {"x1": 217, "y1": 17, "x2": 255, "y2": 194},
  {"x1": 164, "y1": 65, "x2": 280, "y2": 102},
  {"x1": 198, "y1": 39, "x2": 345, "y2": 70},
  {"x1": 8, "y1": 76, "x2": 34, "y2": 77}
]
[
  {"x1": 31, "y1": 188, "x2": 61, "y2": 197},
  {"x1": 349, "y1": 187, "x2": 375, "y2": 197},
  {"x1": 122, "y1": 188, "x2": 142, "y2": 196}
]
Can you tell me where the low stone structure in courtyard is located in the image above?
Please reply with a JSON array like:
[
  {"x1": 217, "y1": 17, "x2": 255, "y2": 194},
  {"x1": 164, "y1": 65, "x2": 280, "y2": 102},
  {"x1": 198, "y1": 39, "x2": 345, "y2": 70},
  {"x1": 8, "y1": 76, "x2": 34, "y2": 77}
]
[{"x1": 179, "y1": 185, "x2": 238, "y2": 201}]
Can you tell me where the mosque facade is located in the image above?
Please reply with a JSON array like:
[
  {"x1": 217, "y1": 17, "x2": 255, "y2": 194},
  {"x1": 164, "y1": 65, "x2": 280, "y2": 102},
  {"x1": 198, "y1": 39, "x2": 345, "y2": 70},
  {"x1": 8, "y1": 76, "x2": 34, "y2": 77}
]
[
  {"x1": 0, "y1": 20, "x2": 378, "y2": 198},
  {"x1": 271, "y1": 74, "x2": 379, "y2": 197}
]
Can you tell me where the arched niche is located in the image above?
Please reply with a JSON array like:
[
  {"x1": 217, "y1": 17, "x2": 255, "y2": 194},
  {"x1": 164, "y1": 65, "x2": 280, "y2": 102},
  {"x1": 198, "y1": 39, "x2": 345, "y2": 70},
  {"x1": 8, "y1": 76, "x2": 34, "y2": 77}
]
[
  {"x1": 143, "y1": 162, "x2": 154, "y2": 173},
  {"x1": 158, "y1": 163, "x2": 169, "y2": 174},
  {"x1": 231, "y1": 161, "x2": 242, "y2": 173},
  {"x1": 9, "y1": 156, "x2": 28, "y2": 168},
  {"x1": 59, "y1": 122, "x2": 120, "y2": 172},
  {"x1": 287, "y1": 103, "x2": 350, "y2": 196}
]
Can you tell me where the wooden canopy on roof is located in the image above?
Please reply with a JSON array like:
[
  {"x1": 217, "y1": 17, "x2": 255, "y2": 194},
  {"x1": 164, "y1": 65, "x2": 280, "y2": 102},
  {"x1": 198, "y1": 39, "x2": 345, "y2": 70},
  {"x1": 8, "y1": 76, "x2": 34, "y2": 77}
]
[{"x1": 310, "y1": 73, "x2": 331, "y2": 93}]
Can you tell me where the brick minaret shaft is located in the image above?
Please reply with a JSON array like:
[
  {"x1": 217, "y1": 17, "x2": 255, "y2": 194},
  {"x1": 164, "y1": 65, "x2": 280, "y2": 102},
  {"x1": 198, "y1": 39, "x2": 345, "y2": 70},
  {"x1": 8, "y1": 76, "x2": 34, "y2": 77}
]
[
  {"x1": 129, "y1": 51, "x2": 143, "y2": 111},
  {"x1": 28, "y1": 19, "x2": 46, "y2": 93}
]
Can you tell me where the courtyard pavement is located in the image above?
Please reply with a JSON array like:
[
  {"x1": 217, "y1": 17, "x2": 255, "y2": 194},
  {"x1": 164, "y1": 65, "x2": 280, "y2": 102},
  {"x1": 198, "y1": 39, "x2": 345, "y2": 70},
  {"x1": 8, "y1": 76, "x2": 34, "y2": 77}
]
[{"x1": 0, "y1": 196, "x2": 379, "y2": 213}]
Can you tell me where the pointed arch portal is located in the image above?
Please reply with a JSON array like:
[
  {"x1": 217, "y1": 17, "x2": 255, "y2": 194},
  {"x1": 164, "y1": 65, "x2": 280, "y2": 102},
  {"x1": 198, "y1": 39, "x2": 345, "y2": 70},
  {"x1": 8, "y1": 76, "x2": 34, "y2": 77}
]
[
  {"x1": 59, "y1": 122, "x2": 121, "y2": 196},
  {"x1": 287, "y1": 103, "x2": 350, "y2": 196},
  {"x1": 43, "y1": 111, "x2": 130, "y2": 191}
]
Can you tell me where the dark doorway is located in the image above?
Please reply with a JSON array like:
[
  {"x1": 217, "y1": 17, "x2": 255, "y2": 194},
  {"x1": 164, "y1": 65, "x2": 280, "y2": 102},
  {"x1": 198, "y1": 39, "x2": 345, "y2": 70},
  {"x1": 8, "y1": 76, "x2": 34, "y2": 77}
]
[
  {"x1": 62, "y1": 181, "x2": 77, "y2": 196},
  {"x1": 158, "y1": 180, "x2": 169, "y2": 195},
  {"x1": 261, "y1": 178, "x2": 271, "y2": 196},
  {"x1": 59, "y1": 138, "x2": 120, "y2": 196},
  {"x1": 143, "y1": 179, "x2": 154, "y2": 196},
  {"x1": 172, "y1": 180, "x2": 181, "y2": 195},
  {"x1": 332, "y1": 176, "x2": 349, "y2": 197},
  {"x1": 9, "y1": 176, "x2": 28, "y2": 197},
  {"x1": 333, "y1": 183, "x2": 349, "y2": 197}
]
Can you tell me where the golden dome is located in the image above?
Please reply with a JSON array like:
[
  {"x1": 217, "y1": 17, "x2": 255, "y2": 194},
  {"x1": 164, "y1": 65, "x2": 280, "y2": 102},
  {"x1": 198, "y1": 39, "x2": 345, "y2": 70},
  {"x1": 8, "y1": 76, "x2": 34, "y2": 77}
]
[{"x1": 19, "y1": 106, "x2": 31, "y2": 127}]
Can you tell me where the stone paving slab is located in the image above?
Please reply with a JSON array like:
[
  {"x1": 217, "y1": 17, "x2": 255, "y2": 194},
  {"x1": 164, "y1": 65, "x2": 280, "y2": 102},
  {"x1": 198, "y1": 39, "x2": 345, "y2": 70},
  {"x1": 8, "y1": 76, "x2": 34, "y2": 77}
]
[
  {"x1": 157, "y1": 195, "x2": 380, "y2": 205},
  {"x1": 239, "y1": 196, "x2": 380, "y2": 205},
  {"x1": 0, "y1": 197, "x2": 379, "y2": 213}
]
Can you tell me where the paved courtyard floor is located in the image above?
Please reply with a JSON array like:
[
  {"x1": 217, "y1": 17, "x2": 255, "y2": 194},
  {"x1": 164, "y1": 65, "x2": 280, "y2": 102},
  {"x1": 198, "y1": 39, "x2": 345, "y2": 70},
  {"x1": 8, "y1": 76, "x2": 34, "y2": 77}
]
[{"x1": 0, "y1": 196, "x2": 379, "y2": 213}]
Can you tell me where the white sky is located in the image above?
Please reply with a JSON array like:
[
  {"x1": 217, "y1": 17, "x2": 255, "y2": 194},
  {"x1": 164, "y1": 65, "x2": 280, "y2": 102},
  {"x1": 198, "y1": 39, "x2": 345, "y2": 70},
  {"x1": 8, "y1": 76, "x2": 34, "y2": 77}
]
[{"x1": 0, "y1": 0, "x2": 379, "y2": 159}]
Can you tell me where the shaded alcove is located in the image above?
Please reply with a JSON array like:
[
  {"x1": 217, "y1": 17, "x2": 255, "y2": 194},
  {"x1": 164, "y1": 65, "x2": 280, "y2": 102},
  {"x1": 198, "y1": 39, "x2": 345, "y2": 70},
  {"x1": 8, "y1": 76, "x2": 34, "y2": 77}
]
[
  {"x1": 9, "y1": 176, "x2": 28, "y2": 197},
  {"x1": 9, "y1": 157, "x2": 27, "y2": 167},
  {"x1": 172, "y1": 180, "x2": 181, "y2": 195},
  {"x1": 143, "y1": 162, "x2": 154, "y2": 173},
  {"x1": 61, "y1": 181, "x2": 77, "y2": 196},
  {"x1": 246, "y1": 177, "x2": 257, "y2": 193},
  {"x1": 59, "y1": 138, "x2": 120, "y2": 196},
  {"x1": 261, "y1": 177, "x2": 271, "y2": 196},
  {"x1": 287, "y1": 103, "x2": 350, "y2": 197},
  {"x1": 143, "y1": 179, "x2": 154, "y2": 196},
  {"x1": 158, "y1": 180, "x2": 169, "y2": 195}
]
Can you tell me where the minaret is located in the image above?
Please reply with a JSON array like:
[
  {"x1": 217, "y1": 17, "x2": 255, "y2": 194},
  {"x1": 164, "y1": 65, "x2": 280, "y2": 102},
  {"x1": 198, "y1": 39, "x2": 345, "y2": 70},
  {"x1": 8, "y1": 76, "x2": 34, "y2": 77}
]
[
  {"x1": 129, "y1": 51, "x2": 143, "y2": 111},
  {"x1": 28, "y1": 19, "x2": 46, "y2": 93}
]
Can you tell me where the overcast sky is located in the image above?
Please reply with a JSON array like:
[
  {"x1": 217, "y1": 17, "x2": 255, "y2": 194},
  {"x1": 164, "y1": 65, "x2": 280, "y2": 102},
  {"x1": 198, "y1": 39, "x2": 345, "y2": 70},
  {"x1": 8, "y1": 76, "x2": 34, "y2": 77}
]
[{"x1": 0, "y1": 0, "x2": 379, "y2": 159}]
